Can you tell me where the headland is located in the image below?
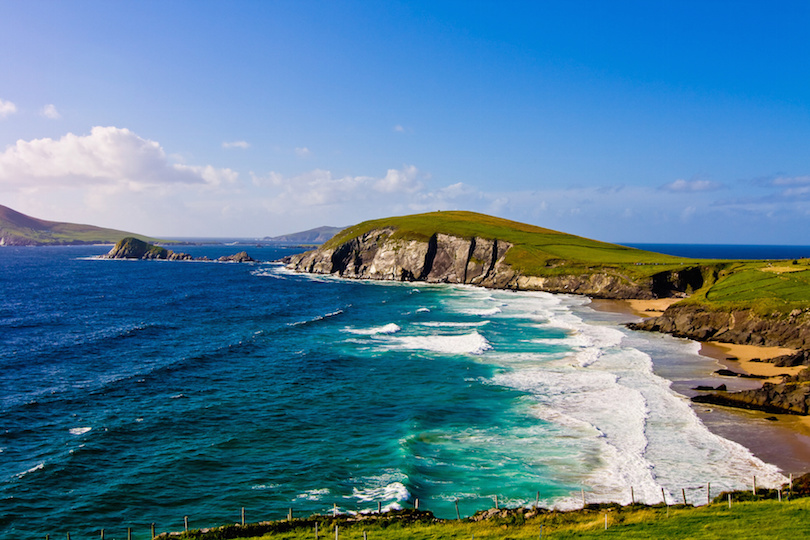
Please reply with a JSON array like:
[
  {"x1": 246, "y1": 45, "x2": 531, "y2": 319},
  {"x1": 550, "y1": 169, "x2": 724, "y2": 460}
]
[{"x1": 284, "y1": 210, "x2": 810, "y2": 450}]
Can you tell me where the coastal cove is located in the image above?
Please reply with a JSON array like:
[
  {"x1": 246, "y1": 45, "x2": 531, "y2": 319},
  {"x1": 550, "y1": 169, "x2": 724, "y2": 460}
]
[{"x1": 3, "y1": 243, "x2": 809, "y2": 539}]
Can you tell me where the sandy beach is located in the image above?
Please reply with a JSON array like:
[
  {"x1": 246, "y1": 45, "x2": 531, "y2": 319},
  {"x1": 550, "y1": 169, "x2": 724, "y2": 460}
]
[{"x1": 590, "y1": 297, "x2": 810, "y2": 471}]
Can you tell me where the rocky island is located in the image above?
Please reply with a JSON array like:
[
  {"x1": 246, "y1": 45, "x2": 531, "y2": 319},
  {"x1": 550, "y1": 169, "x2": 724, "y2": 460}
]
[
  {"x1": 102, "y1": 237, "x2": 256, "y2": 263},
  {"x1": 285, "y1": 210, "x2": 810, "y2": 417}
]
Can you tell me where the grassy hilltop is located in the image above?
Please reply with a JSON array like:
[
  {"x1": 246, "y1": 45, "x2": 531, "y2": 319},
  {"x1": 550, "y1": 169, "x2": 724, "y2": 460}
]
[
  {"x1": 0, "y1": 203, "x2": 167, "y2": 246},
  {"x1": 325, "y1": 211, "x2": 810, "y2": 316}
]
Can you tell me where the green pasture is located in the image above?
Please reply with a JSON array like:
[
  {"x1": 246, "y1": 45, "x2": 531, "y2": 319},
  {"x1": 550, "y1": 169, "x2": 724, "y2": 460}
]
[{"x1": 164, "y1": 498, "x2": 810, "y2": 540}]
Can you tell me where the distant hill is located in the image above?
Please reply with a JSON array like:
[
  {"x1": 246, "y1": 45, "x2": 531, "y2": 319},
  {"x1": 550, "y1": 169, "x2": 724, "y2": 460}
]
[
  {"x1": 0, "y1": 204, "x2": 166, "y2": 246},
  {"x1": 264, "y1": 225, "x2": 344, "y2": 244}
]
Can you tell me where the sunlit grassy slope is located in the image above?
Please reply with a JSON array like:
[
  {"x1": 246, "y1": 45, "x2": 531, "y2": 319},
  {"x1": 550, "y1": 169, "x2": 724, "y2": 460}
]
[
  {"x1": 323, "y1": 211, "x2": 810, "y2": 314},
  {"x1": 0, "y1": 203, "x2": 167, "y2": 245},
  {"x1": 165, "y1": 499, "x2": 810, "y2": 540},
  {"x1": 325, "y1": 211, "x2": 693, "y2": 279}
]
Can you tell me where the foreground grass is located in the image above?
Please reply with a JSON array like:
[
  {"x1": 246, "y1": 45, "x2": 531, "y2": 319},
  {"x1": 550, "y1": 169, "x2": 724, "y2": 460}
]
[{"x1": 167, "y1": 499, "x2": 810, "y2": 540}]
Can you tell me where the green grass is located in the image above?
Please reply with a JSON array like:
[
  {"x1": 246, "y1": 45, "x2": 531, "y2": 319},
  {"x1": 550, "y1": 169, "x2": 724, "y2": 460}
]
[
  {"x1": 0, "y1": 203, "x2": 169, "y2": 245},
  {"x1": 324, "y1": 211, "x2": 694, "y2": 280},
  {"x1": 319, "y1": 211, "x2": 810, "y2": 316},
  {"x1": 163, "y1": 499, "x2": 810, "y2": 540}
]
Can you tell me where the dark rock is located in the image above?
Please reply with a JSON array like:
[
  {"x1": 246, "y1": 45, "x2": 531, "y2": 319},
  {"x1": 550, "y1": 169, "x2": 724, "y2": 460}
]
[
  {"x1": 628, "y1": 304, "x2": 810, "y2": 350},
  {"x1": 764, "y1": 416, "x2": 778, "y2": 421},
  {"x1": 103, "y1": 237, "x2": 170, "y2": 259},
  {"x1": 217, "y1": 251, "x2": 255, "y2": 263}
]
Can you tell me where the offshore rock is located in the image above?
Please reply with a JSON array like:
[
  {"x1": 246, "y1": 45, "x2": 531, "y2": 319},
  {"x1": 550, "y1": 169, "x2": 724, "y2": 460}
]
[
  {"x1": 102, "y1": 237, "x2": 255, "y2": 263},
  {"x1": 218, "y1": 251, "x2": 255, "y2": 263}
]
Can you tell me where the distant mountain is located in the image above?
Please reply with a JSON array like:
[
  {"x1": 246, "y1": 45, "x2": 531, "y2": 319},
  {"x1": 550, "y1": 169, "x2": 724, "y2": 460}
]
[
  {"x1": 264, "y1": 225, "x2": 344, "y2": 244},
  {"x1": 0, "y1": 204, "x2": 166, "y2": 246}
]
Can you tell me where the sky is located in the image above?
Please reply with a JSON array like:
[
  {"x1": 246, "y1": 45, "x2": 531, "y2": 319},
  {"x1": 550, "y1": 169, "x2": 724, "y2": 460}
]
[{"x1": 1, "y1": 1, "x2": 809, "y2": 243}]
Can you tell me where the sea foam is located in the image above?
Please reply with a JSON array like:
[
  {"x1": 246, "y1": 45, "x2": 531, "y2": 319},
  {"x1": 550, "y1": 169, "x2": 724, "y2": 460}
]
[{"x1": 388, "y1": 331, "x2": 492, "y2": 355}]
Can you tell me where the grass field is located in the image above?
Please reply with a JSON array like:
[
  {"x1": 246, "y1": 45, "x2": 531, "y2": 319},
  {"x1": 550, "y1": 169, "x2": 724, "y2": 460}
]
[{"x1": 161, "y1": 498, "x2": 810, "y2": 540}]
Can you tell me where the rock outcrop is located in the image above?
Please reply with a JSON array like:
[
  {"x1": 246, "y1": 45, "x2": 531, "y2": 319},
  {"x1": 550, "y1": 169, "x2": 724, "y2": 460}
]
[
  {"x1": 628, "y1": 304, "x2": 810, "y2": 350},
  {"x1": 285, "y1": 228, "x2": 704, "y2": 299},
  {"x1": 102, "y1": 237, "x2": 256, "y2": 263},
  {"x1": 693, "y1": 369, "x2": 810, "y2": 415}
]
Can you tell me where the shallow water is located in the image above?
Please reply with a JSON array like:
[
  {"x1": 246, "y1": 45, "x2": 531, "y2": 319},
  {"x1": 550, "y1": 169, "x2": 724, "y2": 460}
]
[{"x1": 0, "y1": 246, "x2": 790, "y2": 539}]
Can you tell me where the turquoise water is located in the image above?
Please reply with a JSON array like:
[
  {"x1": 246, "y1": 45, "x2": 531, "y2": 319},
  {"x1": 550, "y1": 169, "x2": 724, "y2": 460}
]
[{"x1": 0, "y1": 246, "x2": 787, "y2": 539}]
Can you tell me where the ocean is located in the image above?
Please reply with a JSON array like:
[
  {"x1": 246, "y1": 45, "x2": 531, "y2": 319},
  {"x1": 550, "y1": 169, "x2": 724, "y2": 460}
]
[{"x1": 0, "y1": 244, "x2": 798, "y2": 539}]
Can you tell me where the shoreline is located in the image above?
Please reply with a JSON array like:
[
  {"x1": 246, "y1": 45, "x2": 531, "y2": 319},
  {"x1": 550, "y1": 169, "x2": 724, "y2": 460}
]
[{"x1": 589, "y1": 297, "x2": 810, "y2": 473}]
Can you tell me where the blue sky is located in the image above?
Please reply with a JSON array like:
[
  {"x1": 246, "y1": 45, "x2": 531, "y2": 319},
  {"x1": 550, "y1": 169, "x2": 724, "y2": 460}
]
[{"x1": 1, "y1": 1, "x2": 809, "y2": 242}]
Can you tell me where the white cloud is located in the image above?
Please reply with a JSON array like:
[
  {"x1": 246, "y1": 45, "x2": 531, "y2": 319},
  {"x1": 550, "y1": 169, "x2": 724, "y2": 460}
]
[
  {"x1": 0, "y1": 98, "x2": 17, "y2": 118},
  {"x1": 374, "y1": 165, "x2": 422, "y2": 193},
  {"x1": 660, "y1": 178, "x2": 723, "y2": 192},
  {"x1": 222, "y1": 140, "x2": 251, "y2": 149},
  {"x1": 0, "y1": 126, "x2": 235, "y2": 189},
  {"x1": 294, "y1": 147, "x2": 312, "y2": 158},
  {"x1": 40, "y1": 104, "x2": 61, "y2": 119},
  {"x1": 393, "y1": 125, "x2": 405, "y2": 133}
]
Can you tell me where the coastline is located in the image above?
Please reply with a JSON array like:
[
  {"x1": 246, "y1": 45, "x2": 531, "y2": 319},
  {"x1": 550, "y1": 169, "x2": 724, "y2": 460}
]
[{"x1": 589, "y1": 297, "x2": 810, "y2": 473}]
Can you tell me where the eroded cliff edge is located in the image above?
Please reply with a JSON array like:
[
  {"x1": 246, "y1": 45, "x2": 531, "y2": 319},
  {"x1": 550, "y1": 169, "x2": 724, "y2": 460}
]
[
  {"x1": 627, "y1": 304, "x2": 810, "y2": 350},
  {"x1": 284, "y1": 227, "x2": 701, "y2": 299}
]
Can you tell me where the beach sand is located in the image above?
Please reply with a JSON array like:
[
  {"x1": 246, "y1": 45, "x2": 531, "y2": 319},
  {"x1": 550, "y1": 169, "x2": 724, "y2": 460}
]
[{"x1": 590, "y1": 298, "x2": 810, "y2": 472}]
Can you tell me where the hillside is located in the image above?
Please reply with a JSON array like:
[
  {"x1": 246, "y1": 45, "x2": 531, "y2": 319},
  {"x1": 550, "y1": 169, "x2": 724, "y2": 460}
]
[
  {"x1": 289, "y1": 211, "x2": 704, "y2": 298},
  {"x1": 287, "y1": 211, "x2": 810, "y2": 347},
  {"x1": 0, "y1": 204, "x2": 166, "y2": 246},
  {"x1": 264, "y1": 225, "x2": 344, "y2": 244}
]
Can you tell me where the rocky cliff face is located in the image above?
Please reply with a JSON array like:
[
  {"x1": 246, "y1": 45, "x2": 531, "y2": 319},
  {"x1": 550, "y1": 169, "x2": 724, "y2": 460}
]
[
  {"x1": 628, "y1": 304, "x2": 810, "y2": 349},
  {"x1": 693, "y1": 369, "x2": 810, "y2": 415},
  {"x1": 285, "y1": 228, "x2": 699, "y2": 299}
]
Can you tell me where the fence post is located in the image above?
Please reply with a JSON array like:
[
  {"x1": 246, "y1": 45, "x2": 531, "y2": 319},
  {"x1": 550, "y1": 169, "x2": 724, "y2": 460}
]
[
  {"x1": 184, "y1": 516, "x2": 188, "y2": 531},
  {"x1": 535, "y1": 490, "x2": 539, "y2": 509},
  {"x1": 455, "y1": 499, "x2": 461, "y2": 520},
  {"x1": 151, "y1": 523, "x2": 156, "y2": 539},
  {"x1": 334, "y1": 524, "x2": 338, "y2": 540},
  {"x1": 728, "y1": 493, "x2": 731, "y2": 508},
  {"x1": 494, "y1": 495, "x2": 498, "y2": 510},
  {"x1": 753, "y1": 476, "x2": 757, "y2": 496},
  {"x1": 242, "y1": 506, "x2": 245, "y2": 526},
  {"x1": 682, "y1": 488, "x2": 687, "y2": 506},
  {"x1": 630, "y1": 486, "x2": 634, "y2": 505},
  {"x1": 377, "y1": 501, "x2": 381, "y2": 514},
  {"x1": 100, "y1": 530, "x2": 104, "y2": 540},
  {"x1": 707, "y1": 483, "x2": 711, "y2": 505},
  {"x1": 315, "y1": 521, "x2": 319, "y2": 540},
  {"x1": 127, "y1": 527, "x2": 132, "y2": 540},
  {"x1": 581, "y1": 489, "x2": 585, "y2": 508}
]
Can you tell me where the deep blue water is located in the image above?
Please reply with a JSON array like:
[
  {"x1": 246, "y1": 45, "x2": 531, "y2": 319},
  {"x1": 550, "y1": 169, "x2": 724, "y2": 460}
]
[
  {"x1": 622, "y1": 243, "x2": 810, "y2": 260},
  {"x1": 0, "y1": 245, "x2": 794, "y2": 539}
]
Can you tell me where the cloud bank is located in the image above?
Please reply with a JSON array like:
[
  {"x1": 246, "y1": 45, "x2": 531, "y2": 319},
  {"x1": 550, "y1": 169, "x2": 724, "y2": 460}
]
[{"x1": 0, "y1": 126, "x2": 235, "y2": 189}]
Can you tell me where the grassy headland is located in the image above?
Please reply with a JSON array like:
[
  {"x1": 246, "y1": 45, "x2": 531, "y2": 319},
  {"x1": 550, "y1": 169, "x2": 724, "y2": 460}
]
[
  {"x1": 324, "y1": 211, "x2": 810, "y2": 315},
  {"x1": 0, "y1": 203, "x2": 169, "y2": 246}
]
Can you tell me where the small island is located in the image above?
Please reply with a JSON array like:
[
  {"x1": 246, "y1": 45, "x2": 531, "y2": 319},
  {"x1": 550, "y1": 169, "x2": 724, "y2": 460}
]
[{"x1": 102, "y1": 237, "x2": 256, "y2": 263}]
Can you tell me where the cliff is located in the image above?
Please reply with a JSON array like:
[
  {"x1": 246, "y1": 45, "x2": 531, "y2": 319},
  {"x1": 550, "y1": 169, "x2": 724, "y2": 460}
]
[
  {"x1": 285, "y1": 226, "x2": 701, "y2": 299},
  {"x1": 628, "y1": 304, "x2": 810, "y2": 350}
]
